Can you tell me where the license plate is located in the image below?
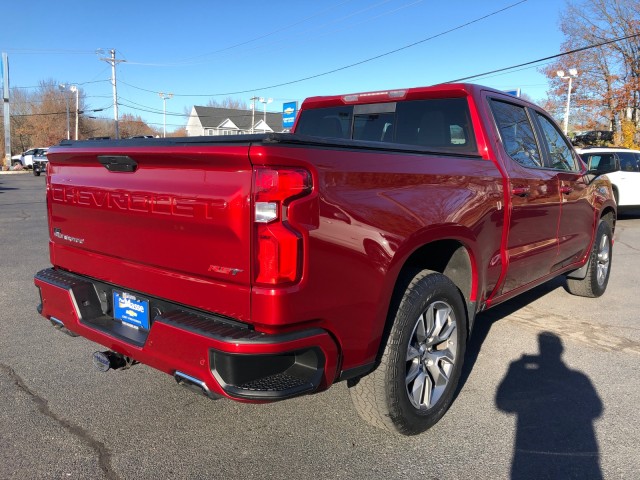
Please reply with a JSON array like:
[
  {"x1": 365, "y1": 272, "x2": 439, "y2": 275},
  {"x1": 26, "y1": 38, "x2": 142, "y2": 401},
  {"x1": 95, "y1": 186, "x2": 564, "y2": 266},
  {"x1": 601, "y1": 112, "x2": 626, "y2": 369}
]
[{"x1": 113, "y1": 290, "x2": 150, "y2": 330}]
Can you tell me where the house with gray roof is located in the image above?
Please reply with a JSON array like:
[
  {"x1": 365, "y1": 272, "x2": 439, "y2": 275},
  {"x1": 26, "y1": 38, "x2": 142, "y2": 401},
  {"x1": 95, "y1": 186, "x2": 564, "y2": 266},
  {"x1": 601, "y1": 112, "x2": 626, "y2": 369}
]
[{"x1": 186, "y1": 106, "x2": 283, "y2": 136}]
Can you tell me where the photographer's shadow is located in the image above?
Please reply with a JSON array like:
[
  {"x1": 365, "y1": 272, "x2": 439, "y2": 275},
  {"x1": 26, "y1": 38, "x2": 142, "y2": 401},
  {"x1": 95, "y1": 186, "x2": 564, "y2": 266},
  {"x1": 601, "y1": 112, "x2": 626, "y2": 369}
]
[{"x1": 496, "y1": 332, "x2": 603, "y2": 480}]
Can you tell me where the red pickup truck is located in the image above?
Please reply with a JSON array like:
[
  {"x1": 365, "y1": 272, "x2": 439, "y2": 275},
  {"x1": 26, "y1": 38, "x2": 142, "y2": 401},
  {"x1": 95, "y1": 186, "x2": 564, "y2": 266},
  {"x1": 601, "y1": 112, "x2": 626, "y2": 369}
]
[{"x1": 35, "y1": 83, "x2": 615, "y2": 435}]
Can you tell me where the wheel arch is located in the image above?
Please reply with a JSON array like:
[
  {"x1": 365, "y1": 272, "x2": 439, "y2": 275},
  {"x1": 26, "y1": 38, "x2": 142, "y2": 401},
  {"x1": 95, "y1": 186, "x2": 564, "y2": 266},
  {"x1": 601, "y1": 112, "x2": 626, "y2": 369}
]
[
  {"x1": 601, "y1": 206, "x2": 616, "y2": 233},
  {"x1": 379, "y1": 237, "x2": 478, "y2": 361},
  {"x1": 398, "y1": 239, "x2": 476, "y2": 307},
  {"x1": 611, "y1": 184, "x2": 619, "y2": 205}
]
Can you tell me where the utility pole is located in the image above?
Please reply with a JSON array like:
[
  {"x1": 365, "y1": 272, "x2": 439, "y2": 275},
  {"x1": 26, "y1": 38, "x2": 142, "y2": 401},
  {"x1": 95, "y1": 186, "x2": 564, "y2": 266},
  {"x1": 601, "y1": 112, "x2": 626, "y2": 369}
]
[
  {"x1": 158, "y1": 92, "x2": 173, "y2": 138},
  {"x1": 70, "y1": 85, "x2": 79, "y2": 140},
  {"x1": 100, "y1": 49, "x2": 124, "y2": 139},
  {"x1": 58, "y1": 84, "x2": 70, "y2": 140},
  {"x1": 2, "y1": 52, "x2": 10, "y2": 168},
  {"x1": 250, "y1": 96, "x2": 258, "y2": 134},
  {"x1": 557, "y1": 68, "x2": 578, "y2": 135}
]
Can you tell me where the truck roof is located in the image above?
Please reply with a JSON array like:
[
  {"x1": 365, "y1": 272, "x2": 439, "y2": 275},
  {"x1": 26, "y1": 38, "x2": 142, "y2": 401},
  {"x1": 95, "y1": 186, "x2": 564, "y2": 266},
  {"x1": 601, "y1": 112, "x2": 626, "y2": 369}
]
[
  {"x1": 300, "y1": 83, "x2": 490, "y2": 109},
  {"x1": 298, "y1": 83, "x2": 541, "y2": 111}
]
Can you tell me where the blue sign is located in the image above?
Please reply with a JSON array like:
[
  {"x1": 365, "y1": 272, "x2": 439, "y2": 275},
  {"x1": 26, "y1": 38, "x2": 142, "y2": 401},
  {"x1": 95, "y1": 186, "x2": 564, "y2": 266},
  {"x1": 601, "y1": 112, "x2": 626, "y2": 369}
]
[
  {"x1": 113, "y1": 290, "x2": 150, "y2": 330},
  {"x1": 503, "y1": 89, "x2": 521, "y2": 98},
  {"x1": 282, "y1": 101, "x2": 298, "y2": 129}
]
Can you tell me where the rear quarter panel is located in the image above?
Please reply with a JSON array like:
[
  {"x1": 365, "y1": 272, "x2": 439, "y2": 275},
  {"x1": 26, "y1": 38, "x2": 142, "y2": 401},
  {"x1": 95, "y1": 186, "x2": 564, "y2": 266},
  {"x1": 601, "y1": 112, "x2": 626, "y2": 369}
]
[{"x1": 250, "y1": 143, "x2": 504, "y2": 370}]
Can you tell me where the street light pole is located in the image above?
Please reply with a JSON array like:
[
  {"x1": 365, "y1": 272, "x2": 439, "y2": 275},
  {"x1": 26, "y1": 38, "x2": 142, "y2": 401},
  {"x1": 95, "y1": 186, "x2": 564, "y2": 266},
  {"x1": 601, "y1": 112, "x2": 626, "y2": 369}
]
[
  {"x1": 158, "y1": 92, "x2": 173, "y2": 138},
  {"x1": 250, "y1": 96, "x2": 258, "y2": 134},
  {"x1": 259, "y1": 97, "x2": 272, "y2": 132},
  {"x1": 557, "y1": 68, "x2": 578, "y2": 135},
  {"x1": 70, "y1": 85, "x2": 79, "y2": 140},
  {"x1": 58, "y1": 84, "x2": 70, "y2": 140},
  {"x1": 2, "y1": 52, "x2": 11, "y2": 168}
]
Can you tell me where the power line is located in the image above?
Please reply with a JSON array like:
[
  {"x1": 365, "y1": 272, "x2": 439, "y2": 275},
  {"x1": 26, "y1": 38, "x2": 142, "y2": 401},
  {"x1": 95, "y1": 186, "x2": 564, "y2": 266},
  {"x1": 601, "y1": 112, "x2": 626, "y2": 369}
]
[
  {"x1": 125, "y1": 1, "x2": 425, "y2": 70},
  {"x1": 136, "y1": 0, "x2": 359, "y2": 66},
  {"x1": 118, "y1": 96, "x2": 183, "y2": 115},
  {"x1": 119, "y1": 101, "x2": 186, "y2": 117},
  {"x1": 118, "y1": 0, "x2": 528, "y2": 98},
  {"x1": 8, "y1": 95, "x2": 113, "y2": 109},
  {"x1": 118, "y1": 32, "x2": 640, "y2": 126},
  {"x1": 168, "y1": 0, "x2": 415, "y2": 67},
  {"x1": 9, "y1": 106, "x2": 111, "y2": 118},
  {"x1": 118, "y1": 101, "x2": 279, "y2": 121},
  {"x1": 4, "y1": 49, "x2": 97, "y2": 55},
  {"x1": 445, "y1": 32, "x2": 640, "y2": 83},
  {"x1": 11, "y1": 79, "x2": 111, "y2": 90}
]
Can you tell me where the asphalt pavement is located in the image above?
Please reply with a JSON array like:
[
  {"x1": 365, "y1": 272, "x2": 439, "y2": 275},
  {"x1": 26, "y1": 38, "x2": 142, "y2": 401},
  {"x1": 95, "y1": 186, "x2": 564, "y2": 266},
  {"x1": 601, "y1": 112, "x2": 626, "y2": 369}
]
[{"x1": 1, "y1": 173, "x2": 638, "y2": 479}]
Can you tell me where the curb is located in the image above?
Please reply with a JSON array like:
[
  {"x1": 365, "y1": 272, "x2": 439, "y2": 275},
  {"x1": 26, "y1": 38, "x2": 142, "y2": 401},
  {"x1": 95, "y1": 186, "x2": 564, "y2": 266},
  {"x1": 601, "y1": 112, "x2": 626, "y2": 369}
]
[{"x1": 0, "y1": 170, "x2": 30, "y2": 175}]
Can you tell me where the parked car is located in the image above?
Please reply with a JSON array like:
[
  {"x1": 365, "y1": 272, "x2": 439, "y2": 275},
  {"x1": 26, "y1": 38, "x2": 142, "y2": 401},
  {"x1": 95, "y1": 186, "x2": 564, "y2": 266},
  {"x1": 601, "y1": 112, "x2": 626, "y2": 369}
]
[
  {"x1": 16, "y1": 147, "x2": 48, "y2": 169},
  {"x1": 572, "y1": 130, "x2": 614, "y2": 147},
  {"x1": 32, "y1": 149, "x2": 49, "y2": 176},
  {"x1": 577, "y1": 147, "x2": 640, "y2": 208}
]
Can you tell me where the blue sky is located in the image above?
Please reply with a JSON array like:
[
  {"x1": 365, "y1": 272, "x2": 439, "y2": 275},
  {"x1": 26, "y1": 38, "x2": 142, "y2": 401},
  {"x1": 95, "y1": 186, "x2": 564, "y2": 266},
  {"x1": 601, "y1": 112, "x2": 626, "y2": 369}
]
[{"x1": 1, "y1": 0, "x2": 566, "y2": 132}]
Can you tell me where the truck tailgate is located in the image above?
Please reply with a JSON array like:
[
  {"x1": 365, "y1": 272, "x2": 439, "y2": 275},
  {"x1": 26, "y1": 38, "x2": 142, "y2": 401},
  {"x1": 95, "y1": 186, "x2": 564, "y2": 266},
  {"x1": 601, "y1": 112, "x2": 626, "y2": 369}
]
[{"x1": 47, "y1": 144, "x2": 253, "y2": 321}]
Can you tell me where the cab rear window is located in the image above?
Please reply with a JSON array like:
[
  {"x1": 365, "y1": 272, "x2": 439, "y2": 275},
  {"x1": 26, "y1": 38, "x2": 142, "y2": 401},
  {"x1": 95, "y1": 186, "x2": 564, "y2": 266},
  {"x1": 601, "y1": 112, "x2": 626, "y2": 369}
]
[{"x1": 295, "y1": 98, "x2": 477, "y2": 154}]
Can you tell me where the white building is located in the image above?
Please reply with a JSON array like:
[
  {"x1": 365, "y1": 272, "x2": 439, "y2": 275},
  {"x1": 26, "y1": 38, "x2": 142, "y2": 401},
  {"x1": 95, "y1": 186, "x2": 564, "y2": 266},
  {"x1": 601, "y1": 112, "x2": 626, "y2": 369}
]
[{"x1": 186, "y1": 106, "x2": 283, "y2": 136}]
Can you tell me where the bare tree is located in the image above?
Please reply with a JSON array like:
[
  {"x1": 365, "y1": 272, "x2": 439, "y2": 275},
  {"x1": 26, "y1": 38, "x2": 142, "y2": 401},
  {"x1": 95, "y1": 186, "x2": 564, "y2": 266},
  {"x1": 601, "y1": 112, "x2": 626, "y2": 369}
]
[
  {"x1": 168, "y1": 126, "x2": 188, "y2": 137},
  {"x1": 119, "y1": 113, "x2": 158, "y2": 138}
]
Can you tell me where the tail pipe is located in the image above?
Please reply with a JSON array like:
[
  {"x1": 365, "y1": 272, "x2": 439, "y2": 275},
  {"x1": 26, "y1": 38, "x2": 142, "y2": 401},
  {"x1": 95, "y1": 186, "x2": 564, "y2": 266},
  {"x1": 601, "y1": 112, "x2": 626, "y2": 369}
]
[
  {"x1": 49, "y1": 316, "x2": 79, "y2": 337},
  {"x1": 174, "y1": 371, "x2": 221, "y2": 400}
]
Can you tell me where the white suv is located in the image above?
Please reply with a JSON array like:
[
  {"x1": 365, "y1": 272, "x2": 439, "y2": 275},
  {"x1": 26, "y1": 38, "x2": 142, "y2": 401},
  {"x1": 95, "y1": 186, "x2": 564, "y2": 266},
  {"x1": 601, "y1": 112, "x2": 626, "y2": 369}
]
[
  {"x1": 16, "y1": 147, "x2": 48, "y2": 168},
  {"x1": 577, "y1": 147, "x2": 640, "y2": 208}
]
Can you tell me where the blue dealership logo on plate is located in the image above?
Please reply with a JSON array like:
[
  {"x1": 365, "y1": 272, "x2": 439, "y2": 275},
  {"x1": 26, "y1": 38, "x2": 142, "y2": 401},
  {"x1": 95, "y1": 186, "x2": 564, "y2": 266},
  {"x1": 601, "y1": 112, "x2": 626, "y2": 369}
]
[{"x1": 113, "y1": 291, "x2": 150, "y2": 330}]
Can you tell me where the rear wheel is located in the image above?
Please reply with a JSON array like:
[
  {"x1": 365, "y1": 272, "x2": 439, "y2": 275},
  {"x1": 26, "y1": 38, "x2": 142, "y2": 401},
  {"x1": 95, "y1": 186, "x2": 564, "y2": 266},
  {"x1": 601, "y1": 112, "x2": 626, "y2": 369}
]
[
  {"x1": 566, "y1": 220, "x2": 612, "y2": 298},
  {"x1": 33, "y1": 170, "x2": 40, "y2": 176},
  {"x1": 348, "y1": 271, "x2": 467, "y2": 435}
]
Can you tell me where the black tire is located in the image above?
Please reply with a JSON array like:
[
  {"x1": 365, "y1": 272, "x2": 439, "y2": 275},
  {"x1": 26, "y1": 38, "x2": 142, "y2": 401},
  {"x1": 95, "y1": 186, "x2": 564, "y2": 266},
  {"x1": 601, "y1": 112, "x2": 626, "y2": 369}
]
[
  {"x1": 33, "y1": 170, "x2": 40, "y2": 176},
  {"x1": 566, "y1": 220, "x2": 612, "y2": 298},
  {"x1": 348, "y1": 270, "x2": 467, "y2": 435}
]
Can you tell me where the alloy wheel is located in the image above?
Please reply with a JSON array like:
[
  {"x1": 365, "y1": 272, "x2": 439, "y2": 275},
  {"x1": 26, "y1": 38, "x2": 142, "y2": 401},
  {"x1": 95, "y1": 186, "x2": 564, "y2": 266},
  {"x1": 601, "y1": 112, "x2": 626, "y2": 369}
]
[{"x1": 405, "y1": 300, "x2": 458, "y2": 410}]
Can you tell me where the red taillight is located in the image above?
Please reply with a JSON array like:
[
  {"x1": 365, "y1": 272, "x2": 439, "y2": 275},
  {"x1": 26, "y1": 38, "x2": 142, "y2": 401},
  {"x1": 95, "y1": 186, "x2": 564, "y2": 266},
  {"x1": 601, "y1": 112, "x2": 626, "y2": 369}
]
[{"x1": 253, "y1": 167, "x2": 312, "y2": 285}]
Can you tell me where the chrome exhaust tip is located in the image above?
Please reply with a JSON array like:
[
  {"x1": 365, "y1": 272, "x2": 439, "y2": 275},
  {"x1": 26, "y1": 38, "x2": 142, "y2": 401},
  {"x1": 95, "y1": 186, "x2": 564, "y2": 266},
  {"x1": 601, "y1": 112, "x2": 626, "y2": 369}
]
[
  {"x1": 49, "y1": 316, "x2": 79, "y2": 337},
  {"x1": 174, "y1": 371, "x2": 221, "y2": 400}
]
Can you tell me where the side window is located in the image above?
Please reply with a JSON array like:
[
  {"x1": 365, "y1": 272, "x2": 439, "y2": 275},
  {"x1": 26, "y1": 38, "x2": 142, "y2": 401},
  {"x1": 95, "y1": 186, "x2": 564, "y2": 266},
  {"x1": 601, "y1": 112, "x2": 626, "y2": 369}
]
[
  {"x1": 617, "y1": 152, "x2": 640, "y2": 172},
  {"x1": 535, "y1": 113, "x2": 578, "y2": 171},
  {"x1": 584, "y1": 154, "x2": 616, "y2": 172},
  {"x1": 295, "y1": 106, "x2": 352, "y2": 139},
  {"x1": 395, "y1": 98, "x2": 477, "y2": 153},
  {"x1": 490, "y1": 100, "x2": 542, "y2": 168}
]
